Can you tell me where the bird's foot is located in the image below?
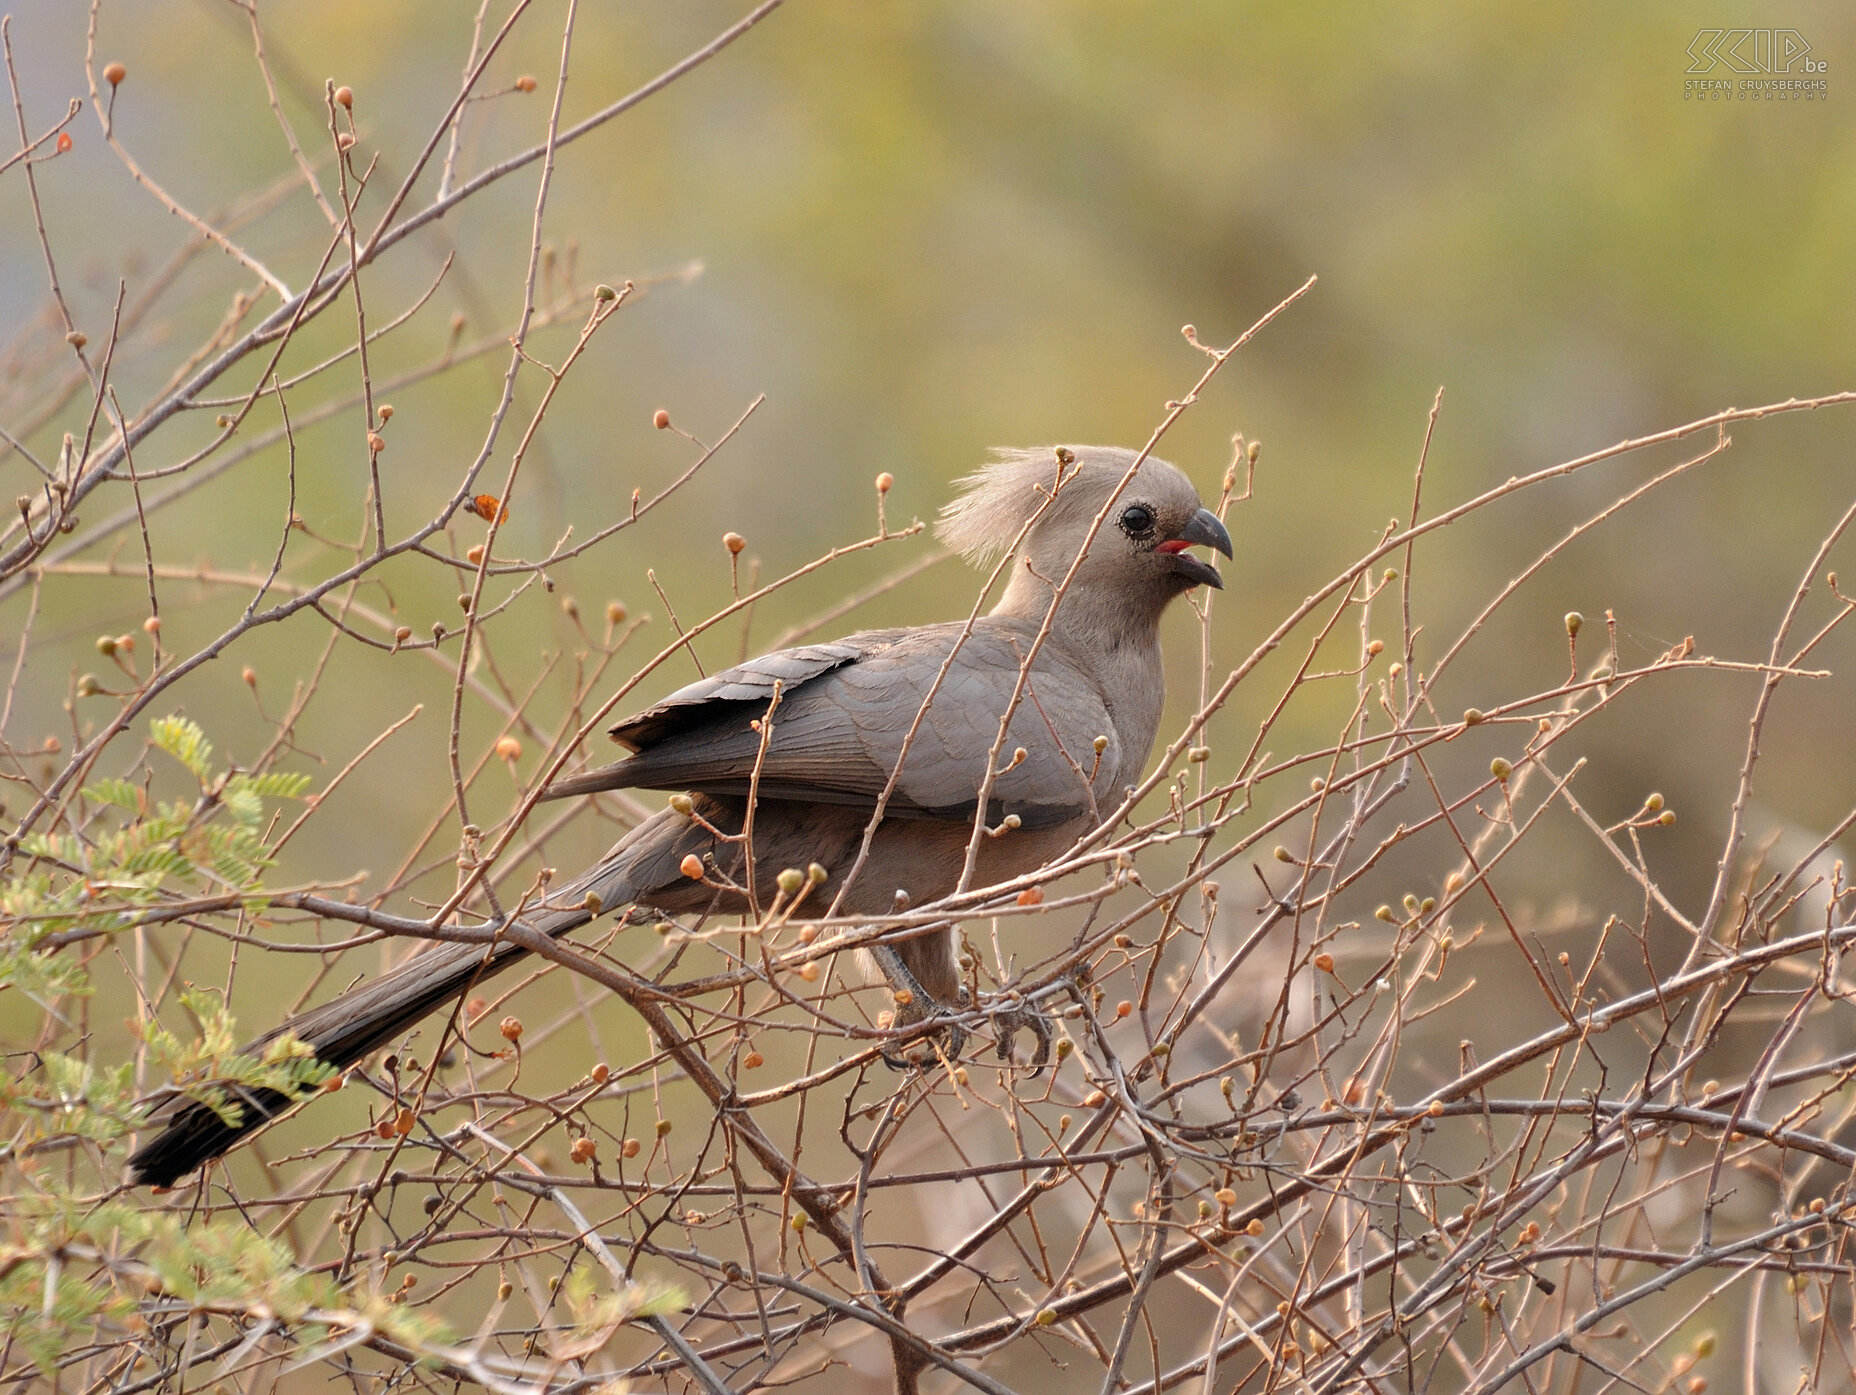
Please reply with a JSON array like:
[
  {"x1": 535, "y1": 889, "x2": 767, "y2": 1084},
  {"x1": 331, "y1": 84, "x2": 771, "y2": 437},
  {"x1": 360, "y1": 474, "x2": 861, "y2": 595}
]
[
  {"x1": 869, "y1": 946, "x2": 967, "y2": 1070},
  {"x1": 984, "y1": 994, "x2": 1053, "y2": 1073}
]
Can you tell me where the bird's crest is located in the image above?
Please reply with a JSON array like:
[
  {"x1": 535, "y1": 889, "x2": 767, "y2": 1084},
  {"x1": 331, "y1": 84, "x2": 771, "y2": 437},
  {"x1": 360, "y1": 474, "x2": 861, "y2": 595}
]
[{"x1": 936, "y1": 446, "x2": 1094, "y2": 566}]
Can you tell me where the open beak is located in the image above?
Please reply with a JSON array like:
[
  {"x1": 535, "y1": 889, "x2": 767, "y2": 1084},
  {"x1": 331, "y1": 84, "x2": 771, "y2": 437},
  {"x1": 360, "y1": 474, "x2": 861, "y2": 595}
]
[{"x1": 1155, "y1": 507, "x2": 1233, "y2": 589}]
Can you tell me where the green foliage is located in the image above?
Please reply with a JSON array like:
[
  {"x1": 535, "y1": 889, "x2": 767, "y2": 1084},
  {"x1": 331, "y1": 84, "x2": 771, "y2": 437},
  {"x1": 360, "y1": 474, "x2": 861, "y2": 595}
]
[
  {"x1": 3, "y1": 715, "x2": 310, "y2": 981},
  {"x1": 0, "y1": 1052, "x2": 143, "y2": 1148},
  {"x1": 148, "y1": 714, "x2": 213, "y2": 781},
  {"x1": 559, "y1": 1267, "x2": 689, "y2": 1344},
  {"x1": 0, "y1": 716, "x2": 319, "y2": 1152},
  {"x1": 140, "y1": 989, "x2": 335, "y2": 1129},
  {"x1": 0, "y1": 1199, "x2": 450, "y2": 1377}
]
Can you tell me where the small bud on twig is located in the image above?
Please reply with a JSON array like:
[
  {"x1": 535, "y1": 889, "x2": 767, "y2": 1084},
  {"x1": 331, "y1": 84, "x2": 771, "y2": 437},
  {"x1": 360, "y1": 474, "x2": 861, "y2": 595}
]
[{"x1": 104, "y1": 62, "x2": 127, "y2": 86}]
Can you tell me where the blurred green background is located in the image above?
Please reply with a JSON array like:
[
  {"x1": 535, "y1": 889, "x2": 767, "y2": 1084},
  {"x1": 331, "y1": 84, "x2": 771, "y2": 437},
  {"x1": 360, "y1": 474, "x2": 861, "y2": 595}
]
[
  {"x1": 7, "y1": 2, "x2": 1856, "y2": 1383},
  {"x1": 6, "y1": 0, "x2": 1856, "y2": 1064},
  {"x1": 4, "y1": 0, "x2": 1856, "y2": 1088}
]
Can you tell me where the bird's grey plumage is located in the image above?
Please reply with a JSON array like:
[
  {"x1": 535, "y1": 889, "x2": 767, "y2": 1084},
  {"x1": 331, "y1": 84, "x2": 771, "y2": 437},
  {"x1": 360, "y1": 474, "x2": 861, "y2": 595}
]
[
  {"x1": 127, "y1": 446, "x2": 1231, "y2": 1186},
  {"x1": 589, "y1": 623, "x2": 1122, "y2": 825}
]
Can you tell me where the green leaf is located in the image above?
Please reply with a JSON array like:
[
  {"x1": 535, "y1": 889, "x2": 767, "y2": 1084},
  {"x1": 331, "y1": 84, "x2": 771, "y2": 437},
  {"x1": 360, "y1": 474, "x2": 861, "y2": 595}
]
[
  {"x1": 149, "y1": 715, "x2": 212, "y2": 781},
  {"x1": 83, "y1": 777, "x2": 141, "y2": 812}
]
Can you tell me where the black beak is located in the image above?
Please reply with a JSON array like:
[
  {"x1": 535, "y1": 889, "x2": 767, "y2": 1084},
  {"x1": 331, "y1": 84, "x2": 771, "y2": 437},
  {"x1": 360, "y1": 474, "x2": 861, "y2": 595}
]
[{"x1": 1160, "y1": 507, "x2": 1233, "y2": 590}]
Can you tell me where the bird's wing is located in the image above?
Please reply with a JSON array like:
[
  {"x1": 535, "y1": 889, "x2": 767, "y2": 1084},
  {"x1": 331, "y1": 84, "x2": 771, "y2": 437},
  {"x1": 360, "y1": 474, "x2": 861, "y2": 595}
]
[
  {"x1": 608, "y1": 642, "x2": 868, "y2": 751},
  {"x1": 556, "y1": 622, "x2": 1119, "y2": 825}
]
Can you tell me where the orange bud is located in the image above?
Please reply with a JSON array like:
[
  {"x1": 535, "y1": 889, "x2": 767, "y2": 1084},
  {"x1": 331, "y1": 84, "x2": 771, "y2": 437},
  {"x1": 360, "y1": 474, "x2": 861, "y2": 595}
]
[
  {"x1": 1016, "y1": 886, "x2": 1044, "y2": 907},
  {"x1": 367, "y1": 431, "x2": 385, "y2": 452},
  {"x1": 394, "y1": 1107, "x2": 415, "y2": 1137},
  {"x1": 1313, "y1": 952, "x2": 1335, "y2": 973},
  {"x1": 466, "y1": 996, "x2": 487, "y2": 1019},
  {"x1": 621, "y1": 1138, "x2": 641, "y2": 1159},
  {"x1": 723, "y1": 531, "x2": 746, "y2": 554},
  {"x1": 104, "y1": 62, "x2": 126, "y2": 86},
  {"x1": 55, "y1": 132, "x2": 71, "y2": 154},
  {"x1": 514, "y1": 74, "x2": 537, "y2": 93},
  {"x1": 1114, "y1": 1000, "x2": 1132, "y2": 1019},
  {"x1": 241, "y1": 665, "x2": 257, "y2": 687},
  {"x1": 143, "y1": 616, "x2": 161, "y2": 634},
  {"x1": 590, "y1": 1062, "x2": 610, "y2": 1083},
  {"x1": 570, "y1": 1136, "x2": 597, "y2": 1164},
  {"x1": 334, "y1": 86, "x2": 353, "y2": 109},
  {"x1": 467, "y1": 544, "x2": 485, "y2": 564},
  {"x1": 653, "y1": 409, "x2": 671, "y2": 430},
  {"x1": 495, "y1": 735, "x2": 521, "y2": 761},
  {"x1": 680, "y1": 854, "x2": 705, "y2": 880},
  {"x1": 875, "y1": 472, "x2": 894, "y2": 493},
  {"x1": 742, "y1": 1050, "x2": 764, "y2": 1069},
  {"x1": 499, "y1": 1015, "x2": 523, "y2": 1042}
]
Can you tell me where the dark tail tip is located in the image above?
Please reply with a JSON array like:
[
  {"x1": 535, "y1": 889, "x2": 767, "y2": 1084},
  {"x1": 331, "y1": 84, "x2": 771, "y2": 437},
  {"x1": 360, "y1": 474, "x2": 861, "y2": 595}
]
[{"x1": 127, "y1": 1086, "x2": 294, "y2": 1188}]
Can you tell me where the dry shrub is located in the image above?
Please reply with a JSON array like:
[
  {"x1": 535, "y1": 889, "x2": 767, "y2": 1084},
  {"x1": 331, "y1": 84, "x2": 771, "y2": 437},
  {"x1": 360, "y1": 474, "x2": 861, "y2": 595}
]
[{"x1": 4, "y1": 7, "x2": 1856, "y2": 1394}]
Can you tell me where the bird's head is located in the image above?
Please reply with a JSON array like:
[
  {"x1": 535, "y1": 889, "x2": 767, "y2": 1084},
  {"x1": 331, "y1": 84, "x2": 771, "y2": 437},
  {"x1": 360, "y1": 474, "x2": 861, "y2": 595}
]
[{"x1": 938, "y1": 445, "x2": 1233, "y2": 627}]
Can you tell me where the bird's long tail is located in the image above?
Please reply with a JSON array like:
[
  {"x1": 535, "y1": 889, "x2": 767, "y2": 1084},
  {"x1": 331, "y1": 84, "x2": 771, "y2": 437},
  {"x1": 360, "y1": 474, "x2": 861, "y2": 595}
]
[{"x1": 126, "y1": 814, "x2": 676, "y2": 1188}]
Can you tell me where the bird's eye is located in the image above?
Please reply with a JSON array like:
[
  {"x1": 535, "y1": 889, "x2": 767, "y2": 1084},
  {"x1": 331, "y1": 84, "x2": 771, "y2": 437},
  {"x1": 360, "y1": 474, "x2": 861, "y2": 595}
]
[{"x1": 1119, "y1": 504, "x2": 1155, "y2": 538}]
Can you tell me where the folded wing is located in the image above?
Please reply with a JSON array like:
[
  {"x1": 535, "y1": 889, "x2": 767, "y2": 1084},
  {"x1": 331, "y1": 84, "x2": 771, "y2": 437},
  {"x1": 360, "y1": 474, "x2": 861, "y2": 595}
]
[{"x1": 546, "y1": 622, "x2": 1118, "y2": 827}]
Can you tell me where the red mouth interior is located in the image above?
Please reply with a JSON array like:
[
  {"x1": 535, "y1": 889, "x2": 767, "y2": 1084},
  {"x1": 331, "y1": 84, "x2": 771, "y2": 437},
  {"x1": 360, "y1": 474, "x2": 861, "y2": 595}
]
[{"x1": 1154, "y1": 539, "x2": 1193, "y2": 554}]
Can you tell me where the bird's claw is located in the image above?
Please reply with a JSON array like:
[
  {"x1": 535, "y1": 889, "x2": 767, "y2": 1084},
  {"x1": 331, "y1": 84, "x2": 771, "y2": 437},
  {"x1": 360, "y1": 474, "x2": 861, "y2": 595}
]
[
  {"x1": 871, "y1": 946, "x2": 967, "y2": 1071},
  {"x1": 881, "y1": 1002, "x2": 967, "y2": 1072},
  {"x1": 987, "y1": 996, "x2": 1053, "y2": 1074}
]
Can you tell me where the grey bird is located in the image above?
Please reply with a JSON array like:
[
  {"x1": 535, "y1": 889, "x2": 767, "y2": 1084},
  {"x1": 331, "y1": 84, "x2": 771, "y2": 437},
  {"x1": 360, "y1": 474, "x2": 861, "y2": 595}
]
[{"x1": 127, "y1": 446, "x2": 1232, "y2": 1187}]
